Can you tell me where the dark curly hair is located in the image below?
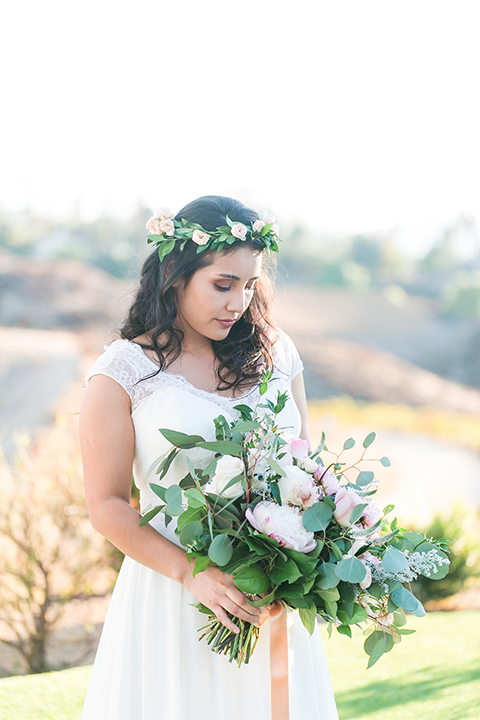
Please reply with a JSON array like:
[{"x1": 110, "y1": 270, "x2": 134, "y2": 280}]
[{"x1": 120, "y1": 195, "x2": 278, "y2": 393}]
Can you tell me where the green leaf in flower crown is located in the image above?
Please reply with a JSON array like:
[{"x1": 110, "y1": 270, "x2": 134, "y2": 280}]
[
  {"x1": 363, "y1": 432, "x2": 376, "y2": 449},
  {"x1": 303, "y1": 502, "x2": 333, "y2": 532},
  {"x1": 159, "y1": 429, "x2": 206, "y2": 447},
  {"x1": 158, "y1": 238, "x2": 177, "y2": 261},
  {"x1": 299, "y1": 599, "x2": 317, "y2": 635},
  {"x1": 316, "y1": 562, "x2": 341, "y2": 589},
  {"x1": 343, "y1": 438, "x2": 355, "y2": 450},
  {"x1": 197, "y1": 440, "x2": 244, "y2": 455},
  {"x1": 356, "y1": 470, "x2": 374, "y2": 486},
  {"x1": 208, "y1": 534, "x2": 233, "y2": 566},
  {"x1": 382, "y1": 547, "x2": 408, "y2": 573},
  {"x1": 165, "y1": 485, "x2": 183, "y2": 515},
  {"x1": 335, "y1": 556, "x2": 367, "y2": 583},
  {"x1": 233, "y1": 563, "x2": 270, "y2": 594}
]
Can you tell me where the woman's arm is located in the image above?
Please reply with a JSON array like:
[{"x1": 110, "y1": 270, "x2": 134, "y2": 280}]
[
  {"x1": 291, "y1": 371, "x2": 311, "y2": 449},
  {"x1": 80, "y1": 374, "x2": 263, "y2": 632}
]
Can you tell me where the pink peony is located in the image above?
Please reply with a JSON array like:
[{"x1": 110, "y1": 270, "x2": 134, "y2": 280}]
[
  {"x1": 333, "y1": 487, "x2": 364, "y2": 526},
  {"x1": 278, "y1": 465, "x2": 319, "y2": 509},
  {"x1": 287, "y1": 437, "x2": 310, "y2": 460},
  {"x1": 246, "y1": 501, "x2": 316, "y2": 553}
]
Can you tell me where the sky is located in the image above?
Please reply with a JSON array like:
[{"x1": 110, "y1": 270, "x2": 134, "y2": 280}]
[{"x1": 1, "y1": 0, "x2": 479, "y2": 256}]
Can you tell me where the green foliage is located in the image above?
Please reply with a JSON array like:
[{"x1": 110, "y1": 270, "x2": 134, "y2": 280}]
[{"x1": 410, "y1": 508, "x2": 480, "y2": 603}]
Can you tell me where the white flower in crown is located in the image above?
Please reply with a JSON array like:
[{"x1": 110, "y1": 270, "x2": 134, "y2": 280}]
[
  {"x1": 253, "y1": 219, "x2": 266, "y2": 232},
  {"x1": 154, "y1": 206, "x2": 175, "y2": 221},
  {"x1": 146, "y1": 217, "x2": 163, "y2": 235},
  {"x1": 231, "y1": 223, "x2": 248, "y2": 240},
  {"x1": 192, "y1": 229, "x2": 211, "y2": 246},
  {"x1": 159, "y1": 219, "x2": 175, "y2": 236},
  {"x1": 259, "y1": 210, "x2": 276, "y2": 224},
  {"x1": 270, "y1": 223, "x2": 280, "y2": 236}
]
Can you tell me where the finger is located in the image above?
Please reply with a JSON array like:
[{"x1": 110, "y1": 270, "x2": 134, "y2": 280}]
[
  {"x1": 215, "y1": 607, "x2": 240, "y2": 634},
  {"x1": 226, "y1": 587, "x2": 264, "y2": 618},
  {"x1": 223, "y1": 598, "x2": 262, "y2": 626}
]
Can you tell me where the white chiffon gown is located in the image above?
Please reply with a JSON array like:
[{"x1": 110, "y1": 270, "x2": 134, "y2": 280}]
[{"x1": 81, "y1": 329, "x2": 339, "y2": 720}]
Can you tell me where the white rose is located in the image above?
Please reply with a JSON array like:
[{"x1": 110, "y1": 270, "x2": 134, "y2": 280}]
[
  {"x1": 301, "y1": 456, "x2": 319, "y2": 473},
  {"x1": 271, "y1": 223, "x2": 280, "y2": 236},
  {"x1": 146, "y1": 217, "x2": 163, "y2": 235},
  {"x1": 278, "y1": 465, "x2": 319, "y2": 509},
  {"x1": 159, "y1": 219, "x2": 175, "y2": 236},
  {"x1": 204, "y1": 455, "x2": 245, "y2": 499},
  {"x1": 192, "y1": 229, "x2": 211, "y2": 246},
  {"x1": 231, "y1": 223, "x2": 248, "y2": 240},
  {"x1": 154, "y1": 206, "x2": 175, "y2": 220},
  {"x1": 246, "y1": 501, "x2": 316, "y2": 553},
  {"x1": 253, "y1": 219, "x2": 266, "y2": 233}
]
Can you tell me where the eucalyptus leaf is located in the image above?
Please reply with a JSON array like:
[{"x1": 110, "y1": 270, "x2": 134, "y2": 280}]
[
  {"x1": 197, "y1": 440, "x2": 244, "y2": 455},
  {"x1": 265, "y1": 456, "x2": 287, "y2": 478},
  {"x1": 184, "y1": 487, "x2": 206, "y2": 508},
  {"x1": 343, "y1": 438, "x2": 355, "y2": 450},
  {"x1": 380, "y1": 456, "x2": 391, "y2": 467},
  {"x1": 391, "y1": 586, "x2": 423, "y2": 614},
  {"x1": 165, "y1": 485, "x2": 183, "y2": 515},
  {"x1": 349, "y1": 503, "x2": 369, "y2": 525},
  {"x1": 179, "y1": 521, "x2": 203, "y2": 547},
  {"x1": 159, "y1": 429, "x2": 205, "y2": 447},
  {"x1": 303, "y1": 502, "x2": 333, "y2": 531},
  {"x1": 335, "y1": 556, "x2": 367, "y2": 583},
  {"x1": 356, "y1": 471, "x2": 374, "y2": 486},
  {"x1": 139, "y1": 505, "x2": 162, "y2": 526},
  {"x1": 363, "y1": 432, "x2": 376, "y2": 449},
  {"x1": 208, "y1": 534, "x2": 233, "y2": 566},
  {"x1": 316, "y1": 562, "x2": 341, "y2": 589},
  {"x1": 382, "y1": 547, "x2": 408, "y2": 573}
]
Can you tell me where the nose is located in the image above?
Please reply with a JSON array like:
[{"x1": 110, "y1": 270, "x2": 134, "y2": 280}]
[{"x1": 226, "y1": 287, "x2": 250, "y2": 316}]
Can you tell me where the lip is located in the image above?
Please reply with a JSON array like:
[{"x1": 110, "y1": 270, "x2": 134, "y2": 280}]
[{"x1": 216, "y1": 319, "x2": 236, "y2": 328}]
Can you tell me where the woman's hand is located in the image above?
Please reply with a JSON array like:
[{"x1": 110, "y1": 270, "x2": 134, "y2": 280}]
[{"x1": 182, "y1": 564, "x2": 269, "y2": 634}]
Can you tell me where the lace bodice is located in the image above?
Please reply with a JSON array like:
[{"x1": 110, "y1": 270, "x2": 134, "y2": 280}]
[{"x1": 85, "y1": 328, "x2": 304, "y2": 546}]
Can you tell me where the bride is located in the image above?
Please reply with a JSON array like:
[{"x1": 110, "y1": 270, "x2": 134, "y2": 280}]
[{"x1": 79, "y1": 196, "x2": 338, "y2": 720}]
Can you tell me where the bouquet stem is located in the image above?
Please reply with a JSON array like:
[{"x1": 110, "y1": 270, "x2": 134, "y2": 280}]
[{"x1": 198, "y1": 613, "x2": 260, "y2": 667}]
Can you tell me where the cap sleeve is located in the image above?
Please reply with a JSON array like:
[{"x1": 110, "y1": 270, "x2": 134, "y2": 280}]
[
  {"x1": 272, "y1": 328, "x2": 304, "y2": 381},
  {"x1": 85, "y1": 340, "x2": 150, "y2": 401}
]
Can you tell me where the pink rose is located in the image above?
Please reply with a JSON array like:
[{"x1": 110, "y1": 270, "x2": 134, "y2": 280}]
[
  {"x1": 246, "y1": 501, "x2": 316, "y2": 553},
  {"x1": 253, "y1": 219, "x2": 266, "y2": 232},
  {"x1": 259, "y1": 210, "x2": 276, "y2": 224},
  {"x1": 159, "y1": 219, "x2": 175, "y2": 236},
  {"x1": 287, "y1": 437, "x2": 310, "y2": 460},
  {"x1": 314, "y1": 465, "x2": 339, "y2": 496},
  {"x1": 231, "y1": 223, "x2": 248, "y2": 240},
  {"x1": 192, "y1": 229, "x2": 211, "y2": 246},
  {"x1": 146, "y1": 217, "x2": 163, "y2": 235},
  {"x1": 333, "y1": 487, "x2": 363, "y2": 526}
]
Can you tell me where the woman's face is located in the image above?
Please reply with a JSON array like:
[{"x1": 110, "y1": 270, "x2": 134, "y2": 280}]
[{"x1": 173, "y1": 245, "x2": 263, "y2": 345}]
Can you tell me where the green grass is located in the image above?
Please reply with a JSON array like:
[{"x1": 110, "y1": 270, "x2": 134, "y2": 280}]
[{"x1": 0, "y1": 611, "x2": 478, "y2": 719}]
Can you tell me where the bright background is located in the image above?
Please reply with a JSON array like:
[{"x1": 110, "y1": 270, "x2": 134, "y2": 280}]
[{"x1": 2, "y1": 0, "x2": 480, "y2": 255}]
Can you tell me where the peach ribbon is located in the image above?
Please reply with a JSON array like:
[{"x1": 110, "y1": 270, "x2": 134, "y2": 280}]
[{"x1": 269, "y1": 601, "x2": 289, "y2": 720}]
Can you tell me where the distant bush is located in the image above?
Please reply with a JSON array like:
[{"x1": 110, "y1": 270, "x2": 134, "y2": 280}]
[
  {"x1": 410, "y1": 507, "x2": 480, "y2": 603},
  {"x1": 0, "y1": 420, "x2": 120, "y2": 675},
  {"x1": 442, "y1": 271, "x2": 480, "y2": 319}
]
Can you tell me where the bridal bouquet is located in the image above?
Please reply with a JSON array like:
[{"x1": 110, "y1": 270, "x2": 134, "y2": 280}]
[{"x1": 140, "y1": 373, "x2": 449, "y2": 668}]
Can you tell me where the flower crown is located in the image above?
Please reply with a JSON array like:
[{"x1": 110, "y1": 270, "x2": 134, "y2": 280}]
[{"x1": 146, "y1": 207, "x2": 281, "y2": 262}]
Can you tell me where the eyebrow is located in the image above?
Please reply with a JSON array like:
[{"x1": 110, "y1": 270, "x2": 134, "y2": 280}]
[{"x1": 216, "y1": 273, "x2": 260, "y2": 281}]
